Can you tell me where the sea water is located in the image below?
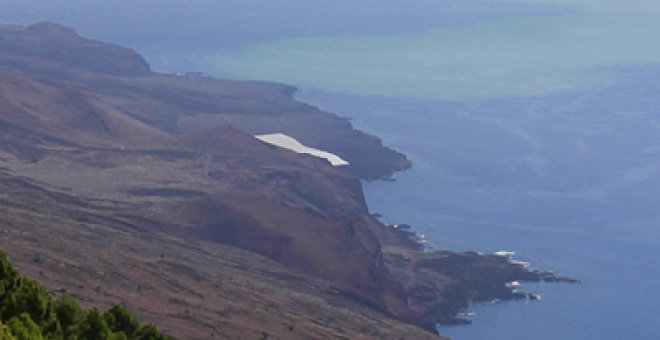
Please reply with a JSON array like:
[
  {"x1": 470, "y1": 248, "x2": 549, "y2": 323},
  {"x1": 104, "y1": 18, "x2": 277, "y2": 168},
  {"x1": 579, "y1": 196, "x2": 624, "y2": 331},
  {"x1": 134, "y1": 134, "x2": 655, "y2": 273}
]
[
  {"x1": 3, "y1": 0, "x2": 660, "y2": 339},
  {"x1": 294, "y1": 87, "x2": 660, "y2": 339}
]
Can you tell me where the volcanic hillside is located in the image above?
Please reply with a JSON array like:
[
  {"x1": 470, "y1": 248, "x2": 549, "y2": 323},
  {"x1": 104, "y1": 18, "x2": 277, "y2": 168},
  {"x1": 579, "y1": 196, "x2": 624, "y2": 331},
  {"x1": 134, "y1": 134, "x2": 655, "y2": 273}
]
[{"x1": 0, "y1": 22, "x2": 573, "y2": 339}]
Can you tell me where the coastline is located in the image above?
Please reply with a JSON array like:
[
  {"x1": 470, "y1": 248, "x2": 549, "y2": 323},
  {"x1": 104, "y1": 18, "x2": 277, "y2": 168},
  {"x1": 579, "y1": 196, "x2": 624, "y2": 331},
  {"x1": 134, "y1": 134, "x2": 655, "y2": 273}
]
[
  {"x1": 0, "y1": 21, "x2": 579, "y2": 339},
  {"x1": 286, "y1": 88, "x2": 580, "y2": 334},
  {"x1": 373, "y1": 219, "x2": 578, "y2": 333},
  {"x1": 160, "y1": 53, "x2": 581, "y2": 337}
]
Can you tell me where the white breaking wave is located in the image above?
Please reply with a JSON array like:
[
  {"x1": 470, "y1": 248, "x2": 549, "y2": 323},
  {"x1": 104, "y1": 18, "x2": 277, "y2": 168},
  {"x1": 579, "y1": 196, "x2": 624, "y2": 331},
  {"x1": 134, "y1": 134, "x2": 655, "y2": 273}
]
[{"x1": 494, "y1": 250, "x2": 516, "y2": 257}]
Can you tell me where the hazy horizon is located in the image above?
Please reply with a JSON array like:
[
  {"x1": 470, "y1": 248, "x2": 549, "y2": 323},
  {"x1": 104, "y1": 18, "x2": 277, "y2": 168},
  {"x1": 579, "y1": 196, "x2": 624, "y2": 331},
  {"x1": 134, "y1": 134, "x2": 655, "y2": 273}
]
[{"x1": 6, "y1": 0, "x2": 660, "y2": 102}]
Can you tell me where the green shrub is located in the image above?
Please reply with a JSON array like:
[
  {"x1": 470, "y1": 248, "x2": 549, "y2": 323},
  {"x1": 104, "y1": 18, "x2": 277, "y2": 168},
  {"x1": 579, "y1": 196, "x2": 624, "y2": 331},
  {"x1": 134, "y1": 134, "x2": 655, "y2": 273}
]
[{"x1": 0, "y1": 251, "x2": 170, "y2": 339}]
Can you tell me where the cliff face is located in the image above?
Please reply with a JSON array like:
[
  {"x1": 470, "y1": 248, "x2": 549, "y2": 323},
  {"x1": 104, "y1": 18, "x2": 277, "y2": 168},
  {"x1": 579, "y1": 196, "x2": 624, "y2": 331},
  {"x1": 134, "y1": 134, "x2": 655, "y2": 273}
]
[{"x1": 0, "y1": 22, "x2": 571, "y2": 339}]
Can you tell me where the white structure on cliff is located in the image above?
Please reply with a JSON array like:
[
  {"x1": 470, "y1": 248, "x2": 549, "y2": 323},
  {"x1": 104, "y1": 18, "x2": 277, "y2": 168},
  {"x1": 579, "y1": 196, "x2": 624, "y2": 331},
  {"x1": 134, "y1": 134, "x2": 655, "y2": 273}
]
[{"x1": 255, "y1": 133, "x2": 349, "y2": 167}]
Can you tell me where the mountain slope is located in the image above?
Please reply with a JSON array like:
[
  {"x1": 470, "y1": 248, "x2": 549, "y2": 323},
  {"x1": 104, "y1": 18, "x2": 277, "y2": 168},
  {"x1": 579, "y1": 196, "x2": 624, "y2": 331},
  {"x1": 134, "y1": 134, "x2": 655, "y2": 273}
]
[{"x1": 0, "y1": 170, "x2": 439, "y2": 339}]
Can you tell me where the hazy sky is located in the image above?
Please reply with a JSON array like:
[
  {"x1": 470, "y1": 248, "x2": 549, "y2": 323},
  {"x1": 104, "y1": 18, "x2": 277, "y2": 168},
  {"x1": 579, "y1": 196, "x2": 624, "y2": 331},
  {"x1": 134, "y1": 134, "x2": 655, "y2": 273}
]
[{"x1": 1, "y1": 0, "x2": 541, "y2": 51}]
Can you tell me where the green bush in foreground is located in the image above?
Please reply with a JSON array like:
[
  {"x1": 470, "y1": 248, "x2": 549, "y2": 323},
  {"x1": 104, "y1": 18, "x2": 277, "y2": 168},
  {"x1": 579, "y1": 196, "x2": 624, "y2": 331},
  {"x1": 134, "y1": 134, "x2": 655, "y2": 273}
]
[{"x1": 0, "y1": 251, "x2": 170, "y2": 340}]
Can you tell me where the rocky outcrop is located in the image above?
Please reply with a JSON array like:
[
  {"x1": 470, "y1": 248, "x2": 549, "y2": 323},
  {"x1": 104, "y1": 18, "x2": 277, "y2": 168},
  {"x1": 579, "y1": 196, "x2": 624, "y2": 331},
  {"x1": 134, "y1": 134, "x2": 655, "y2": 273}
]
[{"x1": 382, "y1": 250, "x2": 577, "y2": 331}]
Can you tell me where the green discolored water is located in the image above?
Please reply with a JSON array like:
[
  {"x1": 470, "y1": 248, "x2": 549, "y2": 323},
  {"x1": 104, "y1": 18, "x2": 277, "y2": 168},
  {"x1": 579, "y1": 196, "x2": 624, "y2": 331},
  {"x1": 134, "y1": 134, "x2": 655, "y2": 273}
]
[{"x1": 208, "y1": 0, "x2": 660, "y2": 101}]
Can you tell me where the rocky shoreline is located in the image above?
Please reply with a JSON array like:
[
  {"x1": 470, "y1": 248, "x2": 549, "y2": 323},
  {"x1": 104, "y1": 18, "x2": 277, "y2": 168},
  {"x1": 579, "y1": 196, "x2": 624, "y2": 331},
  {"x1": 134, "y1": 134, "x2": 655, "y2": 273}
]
[{"x1": 372, "y1": 221, "x2": 579, "y2": 334}]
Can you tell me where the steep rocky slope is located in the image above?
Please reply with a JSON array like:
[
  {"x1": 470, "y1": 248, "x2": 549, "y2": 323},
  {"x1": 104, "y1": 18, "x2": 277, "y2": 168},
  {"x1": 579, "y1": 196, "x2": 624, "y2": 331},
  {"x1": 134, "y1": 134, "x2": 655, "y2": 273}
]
[{"x1": 0, "y1": 171, "x2": 439, "y2": 339}]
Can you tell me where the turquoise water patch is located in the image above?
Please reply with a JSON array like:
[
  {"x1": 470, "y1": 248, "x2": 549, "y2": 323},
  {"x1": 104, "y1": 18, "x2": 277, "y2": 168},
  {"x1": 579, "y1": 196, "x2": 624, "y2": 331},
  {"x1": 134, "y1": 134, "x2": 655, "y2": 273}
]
[{"x1": 207, "y1": 1, "x2": 660, "y2": 100}]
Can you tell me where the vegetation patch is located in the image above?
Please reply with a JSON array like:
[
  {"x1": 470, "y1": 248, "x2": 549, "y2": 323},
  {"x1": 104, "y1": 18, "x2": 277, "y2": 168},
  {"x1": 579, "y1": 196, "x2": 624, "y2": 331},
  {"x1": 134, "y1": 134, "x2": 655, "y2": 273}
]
[{"x1": 0, "y1": 250, "x2": 170, "y2": 340}]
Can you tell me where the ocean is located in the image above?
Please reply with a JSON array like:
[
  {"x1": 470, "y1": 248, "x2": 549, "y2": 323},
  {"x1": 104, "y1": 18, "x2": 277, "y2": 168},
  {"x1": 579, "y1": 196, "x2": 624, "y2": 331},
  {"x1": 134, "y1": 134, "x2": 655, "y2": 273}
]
[
  {"x1": 295, "y1": 87, "x2": 660, "y2": 339},
  {"x1": 2, "y1": 0, "x2": 660, "y2": 338}
]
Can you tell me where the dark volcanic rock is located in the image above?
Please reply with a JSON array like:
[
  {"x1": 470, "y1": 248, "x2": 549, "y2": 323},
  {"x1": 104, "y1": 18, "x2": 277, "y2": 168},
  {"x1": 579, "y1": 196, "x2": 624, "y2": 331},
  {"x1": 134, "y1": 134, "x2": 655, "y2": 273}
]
[{"x1": 384, "y1": 250, "x2": 577, "y2": 331}]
